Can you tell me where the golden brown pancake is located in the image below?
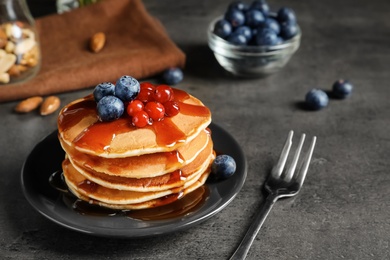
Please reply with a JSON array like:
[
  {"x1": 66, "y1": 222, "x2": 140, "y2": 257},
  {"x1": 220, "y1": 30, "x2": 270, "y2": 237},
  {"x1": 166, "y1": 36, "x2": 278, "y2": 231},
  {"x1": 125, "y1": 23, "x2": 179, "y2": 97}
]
[
  {"x1": 68, "y1": 136, "x2": 214, "y2": 192},
  {"x1": 58, "y1": 89, "x2": 211, "y2": 158},
  {"x1": 58, "y1": 87, "x2": 214, "y2": 210},
  {"x1": 60, "y1": 128, "x2": 211, "y2": 178},
  {"x1": 63, "y1": 155, "x2": 214, "y2": 208},
  {"x1": 66, "y1": 170, "x2": 210, "y2": 210}
]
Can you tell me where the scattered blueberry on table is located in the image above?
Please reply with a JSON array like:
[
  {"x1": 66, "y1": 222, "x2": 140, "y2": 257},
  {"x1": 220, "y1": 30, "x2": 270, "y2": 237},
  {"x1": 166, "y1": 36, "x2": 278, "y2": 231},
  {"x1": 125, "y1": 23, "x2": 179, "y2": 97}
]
[
  {"x1": 305, "y1": 89, "x2": 329, "y2": 110},
  {"x1": 213, "y1": 0, "x2": 299, "y2": 46},
  {"x1": 162, "y1": 67, "x2": 184, "y2": 85},
  {"x1": 332, "y1": 79, "x2": 353, "y2": 99},
  {"x1": 211, "y1": 154, "x2": 237, "y2": 180}
]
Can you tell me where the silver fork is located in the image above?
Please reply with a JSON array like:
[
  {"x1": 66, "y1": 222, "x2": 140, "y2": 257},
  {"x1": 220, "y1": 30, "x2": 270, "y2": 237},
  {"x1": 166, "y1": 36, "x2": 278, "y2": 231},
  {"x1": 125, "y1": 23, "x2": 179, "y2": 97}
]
[{"x1": 230, "y1": 130, "x2": 317, "y2": 260}]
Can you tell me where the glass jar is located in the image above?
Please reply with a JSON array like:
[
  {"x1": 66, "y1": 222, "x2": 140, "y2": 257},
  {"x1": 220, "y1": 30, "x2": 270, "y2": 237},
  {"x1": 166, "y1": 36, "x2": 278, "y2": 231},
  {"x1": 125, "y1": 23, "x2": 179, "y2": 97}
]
[
  {"x1": 56, "y1": 0, "x2": 100, "y2": 14},
  {"x1": 0, "y1": 0, "x2": 41, "y2": 85},
  {"x1": 56, "y1": 0, "x2": 79, "y2": 14}
]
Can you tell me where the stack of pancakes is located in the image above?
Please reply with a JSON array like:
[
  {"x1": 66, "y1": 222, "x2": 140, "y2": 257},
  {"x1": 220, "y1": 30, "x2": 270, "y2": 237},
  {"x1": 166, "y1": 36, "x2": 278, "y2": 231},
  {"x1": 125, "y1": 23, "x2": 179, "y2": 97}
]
[{"x1": 57, "y1": 88, "x2": 214, "y2": 210}]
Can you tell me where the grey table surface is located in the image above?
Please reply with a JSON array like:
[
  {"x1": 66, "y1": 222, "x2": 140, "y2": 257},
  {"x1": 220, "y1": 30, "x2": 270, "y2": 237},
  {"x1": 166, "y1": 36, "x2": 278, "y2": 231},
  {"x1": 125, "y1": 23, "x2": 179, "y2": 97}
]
[{"x1": 1, "y1": 0, "x2": 390, "y2": 259}]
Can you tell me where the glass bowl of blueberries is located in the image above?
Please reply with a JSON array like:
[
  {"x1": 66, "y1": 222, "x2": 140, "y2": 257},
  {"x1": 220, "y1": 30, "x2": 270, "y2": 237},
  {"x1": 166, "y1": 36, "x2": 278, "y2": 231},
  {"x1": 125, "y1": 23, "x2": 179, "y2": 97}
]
[{"x1": 208, "y1": 0, "x2": 301, "y2": 77}]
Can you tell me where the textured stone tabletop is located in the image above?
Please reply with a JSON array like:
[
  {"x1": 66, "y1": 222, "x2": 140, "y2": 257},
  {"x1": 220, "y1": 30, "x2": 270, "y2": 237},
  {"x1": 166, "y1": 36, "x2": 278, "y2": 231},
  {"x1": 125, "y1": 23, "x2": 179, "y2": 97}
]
[{"x1": 1, "y1": 0, "x2": 389, "y2": 259}]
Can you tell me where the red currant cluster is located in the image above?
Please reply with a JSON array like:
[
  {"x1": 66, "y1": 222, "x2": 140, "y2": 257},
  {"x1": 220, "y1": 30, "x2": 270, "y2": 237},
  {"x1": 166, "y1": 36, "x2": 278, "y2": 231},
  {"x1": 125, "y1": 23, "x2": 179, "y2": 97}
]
[{"x1": 127, "y1": 83, "x2": 180, "y2": 128}]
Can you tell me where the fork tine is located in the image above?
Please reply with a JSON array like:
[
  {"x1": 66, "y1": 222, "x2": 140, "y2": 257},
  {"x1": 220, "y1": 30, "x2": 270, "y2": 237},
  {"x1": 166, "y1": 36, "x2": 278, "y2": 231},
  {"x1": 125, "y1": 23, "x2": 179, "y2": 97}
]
[
  {"x1": 295, "y1": 136, "x2": 317, "y2": 187},
  {"x1": 284, "y1": 133, "x2": 306, "y2": 181},
  {"x1": 271, "y1": 130, "x2": 294, "y2": 178}
]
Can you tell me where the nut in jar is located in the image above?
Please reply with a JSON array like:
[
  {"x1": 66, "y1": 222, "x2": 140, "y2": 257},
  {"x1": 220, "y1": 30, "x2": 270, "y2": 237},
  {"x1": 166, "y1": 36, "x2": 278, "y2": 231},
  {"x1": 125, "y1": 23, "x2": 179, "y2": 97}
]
[{"x1": 0, "y1": 22, "x2": 40, "y2": 84}]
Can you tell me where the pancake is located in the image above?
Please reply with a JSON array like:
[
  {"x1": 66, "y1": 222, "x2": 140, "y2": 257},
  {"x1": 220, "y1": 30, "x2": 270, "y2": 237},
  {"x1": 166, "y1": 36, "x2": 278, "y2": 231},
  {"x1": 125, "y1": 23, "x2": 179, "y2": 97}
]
[
  {"x1": 60, "y1": 128, "x2": 211, "y2": 178},
  {"x1": 68, "y1": 134, "x2": 213, "y2": 192},
  {"x1": 58, "y1": 85, "x2": 215, "y2": 210},
  {"x1": 63, "y1": 154, "x2": 214, "y2": 207},
  {"x1": 58, "y1": 88, "x2": 211, "y2": 158},
  {"x1": 67, "y1": 170, "x2": 210, "y2": 210},
  {"x1": 68, "y1": 136, "x2": 214, "y2": 192}
]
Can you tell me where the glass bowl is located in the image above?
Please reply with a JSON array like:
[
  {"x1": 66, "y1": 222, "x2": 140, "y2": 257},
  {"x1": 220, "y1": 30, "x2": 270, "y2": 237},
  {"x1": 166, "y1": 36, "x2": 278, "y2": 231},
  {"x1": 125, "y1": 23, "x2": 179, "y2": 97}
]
[{"x1": 207, "y1": 17, "x2": 301, "y2": 78}]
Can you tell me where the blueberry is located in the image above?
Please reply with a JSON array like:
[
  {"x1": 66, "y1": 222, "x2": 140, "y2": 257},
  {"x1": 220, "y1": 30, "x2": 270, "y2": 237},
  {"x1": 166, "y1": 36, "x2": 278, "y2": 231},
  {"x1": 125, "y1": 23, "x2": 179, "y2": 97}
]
[
  {"x1": 249, "y1": 0, "x2": 270, "y2": 15},
  {"x1": 305, "y1": 89, "x2": 329, "y2": 110},
  {"x1": 275, "y1": 36, "x2": 283, "y2": 44},
  {"x1": 213, "y1": 19, "x2": 233, "y2": 39},
  {"x1": 97, "y1": 95, "x2": 124, "y2": 121},
  {"x1": 280, "y1": 22, "x2": 298, "y2": 40},
  {"x1": 277, "y1": 7, "x2": 297, "y2": 24},
  {"x1": 233, "y1": 26, "x2": 252, "y2": 41},
  {"x1": 163, "y1": 67, "x2": 184, "y2": 85},
  {"x1": 260, "y1": 17, "x2": 281, "y2": 35},
  {"x1": 227, "y1": 1, "x2": 248, "y2": 12},
  {"x1": 211, "y1": 155, "x2": 236, "y2": 179},
  {"x1": 255, "y1": 28, "x2": 279, "y2": 46},
  {"x1": 93, "y1": 82, "x2": 115, "y2": 102},
  {"x1": 227, "y1": 32, "x2": 247, "y2": 45},
  {"x1": 224, "y1": 8, "x2": 245, "y2": 28},
  {"x1": 332, "y1": 79, "x2": 353, "y2": 99},
  {"x1": 244, "y1": 9, "x2": 265, "y2": 28},
  {"x1": 248, "y1": 28, "x2": 258, "y2": 45},
  {"x1": 115, "y1": 75, "x2": 140, "y2": 102}
]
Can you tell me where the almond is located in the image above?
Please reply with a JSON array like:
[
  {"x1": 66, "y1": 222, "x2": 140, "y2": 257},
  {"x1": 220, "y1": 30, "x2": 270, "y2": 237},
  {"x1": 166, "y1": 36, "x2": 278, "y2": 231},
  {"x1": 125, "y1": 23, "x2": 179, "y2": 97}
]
[
  {"x1": 14, "y1": 38, "x2": 35, "y2": 55},
  {"x1": 0, "y1": 49, "x2": 6, "y2": 58},
  {"x1": 0, "y1": 39, "x2": 6, "y2": 49},
  {"x1": 0, "y1": 72, "x2": 10, "y2": 83},
  {"x1": 7, "y1": 64, "x2": 21, "y2": 77},
  {"x1": 89, "y1": 32, "x2": 106, "y2": 53},
  {"x1": 0, "y1": 28, "x2": 7, "y2": 40},
  {"x1": 15, "y1": 96, "x2": 43, "y2": 113},
  {"x1": 25, "y1": 57, "x2": 38, "y2": 67},
  {"x1": 5, "y1": 41, "x2": 14, "y2": 53},
  {"x1": 40, "y1": 96, "x2": 61, "y2": 116},
  {"x1": 0, "y1": 53, "x2": 16, "y2": 73}
]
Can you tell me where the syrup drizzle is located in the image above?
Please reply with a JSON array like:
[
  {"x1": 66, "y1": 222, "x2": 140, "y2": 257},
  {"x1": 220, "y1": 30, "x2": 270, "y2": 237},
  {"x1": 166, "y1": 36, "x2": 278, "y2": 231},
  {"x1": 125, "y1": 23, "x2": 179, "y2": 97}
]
[
  {"x1": 78, "y1": 149, "x2": 184, "y2": 176},
  {"x1": 54, "y1": 88, "x2": 211, "y2": 219},
  {"x1": 57, "y1": 88, "x2": 210, "y2": 154},
  {"x1": 82, "y1": 169, "x2": 186, "y2": 188},
  {"x1": 49, "y1": 171, "x2": 209, "y2": 220},
  {"x1": 57, "y1": 96, "x2": 97, "y2": 132},
  {"x1": 74, "y1": 117, "x2": 134, "y2": 152}
]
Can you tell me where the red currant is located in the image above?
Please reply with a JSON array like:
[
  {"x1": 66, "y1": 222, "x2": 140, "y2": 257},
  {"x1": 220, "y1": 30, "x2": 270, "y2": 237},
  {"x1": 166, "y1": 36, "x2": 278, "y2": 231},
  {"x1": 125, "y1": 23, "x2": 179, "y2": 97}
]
[
  {"x1": 163, "y1": 101, "x2": 180, "y2": 117},
  {"x1": 126, "y1": 100, "x2": 144, "y2": 117},
  {"x1": 154, "y1": 85, "x2": 174, "y2": 103},
  {"x1": 145, "y1": 101, "x2": 165, "y2": 121},
  {"x1": 137, "y1": 82, "x2": 155, "y2": 102},
  {"x1": 132, "y1": 110, "x2": 150, "y2": 128}
]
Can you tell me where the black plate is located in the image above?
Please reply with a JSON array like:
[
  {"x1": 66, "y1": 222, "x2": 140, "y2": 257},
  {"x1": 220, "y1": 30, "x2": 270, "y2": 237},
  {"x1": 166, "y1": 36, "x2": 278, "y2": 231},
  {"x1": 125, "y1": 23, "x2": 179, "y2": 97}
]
[{"x1": 21, "y1": 123, "x2": 247, "y2": 238}]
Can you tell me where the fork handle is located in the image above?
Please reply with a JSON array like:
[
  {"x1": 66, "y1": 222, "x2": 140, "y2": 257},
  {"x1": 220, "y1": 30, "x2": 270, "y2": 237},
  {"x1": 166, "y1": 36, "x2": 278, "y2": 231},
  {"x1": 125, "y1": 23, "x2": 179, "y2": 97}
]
[{"x1": 229, "y1": 194, "x2": 278, "y2": 260}]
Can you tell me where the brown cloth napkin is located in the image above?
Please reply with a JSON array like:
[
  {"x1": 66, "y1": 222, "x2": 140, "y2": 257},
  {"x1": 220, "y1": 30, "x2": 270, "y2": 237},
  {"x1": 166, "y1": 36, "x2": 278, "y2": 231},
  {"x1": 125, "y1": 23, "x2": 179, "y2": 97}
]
[{"x1": 0, "y1": 0, "x2": 185, "y2": 103}]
